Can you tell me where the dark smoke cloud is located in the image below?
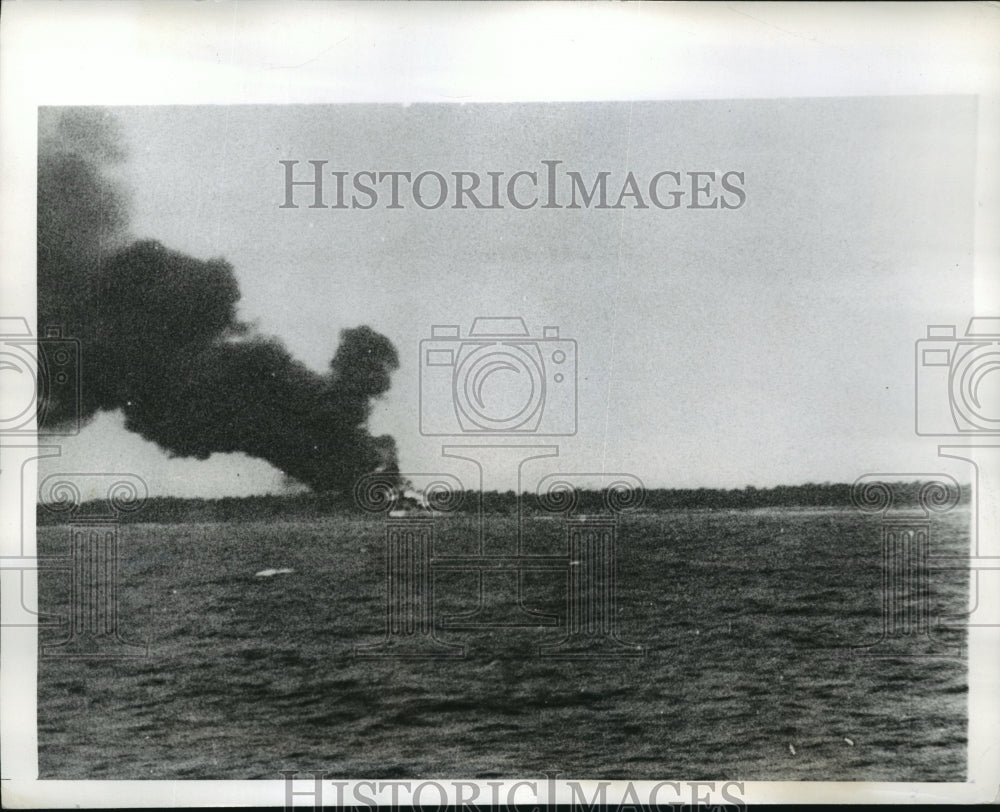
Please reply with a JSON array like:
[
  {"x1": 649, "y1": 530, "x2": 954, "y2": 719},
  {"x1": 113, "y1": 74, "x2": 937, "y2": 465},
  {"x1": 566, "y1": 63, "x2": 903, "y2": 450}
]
[{"x1": 38, "y1": 108, "x2": 400, "y2": 493}]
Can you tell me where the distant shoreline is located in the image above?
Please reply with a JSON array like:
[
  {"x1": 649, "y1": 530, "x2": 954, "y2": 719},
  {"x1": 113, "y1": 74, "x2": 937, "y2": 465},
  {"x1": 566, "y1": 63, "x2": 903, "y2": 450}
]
[{"x1": 36, "y1": 482, "x2": 973, "y2": 525}]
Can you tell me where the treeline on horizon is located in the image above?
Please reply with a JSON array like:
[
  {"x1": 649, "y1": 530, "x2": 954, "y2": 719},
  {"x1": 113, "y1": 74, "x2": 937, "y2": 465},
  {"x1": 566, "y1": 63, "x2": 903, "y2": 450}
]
[{"x1": 36, "y1": 481, "x2": 972, "y2": 525}]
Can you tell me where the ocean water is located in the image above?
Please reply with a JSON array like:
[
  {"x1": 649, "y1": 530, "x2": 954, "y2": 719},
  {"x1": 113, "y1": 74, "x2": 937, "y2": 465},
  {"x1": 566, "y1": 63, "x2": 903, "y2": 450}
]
[{"x1": 37, "y1": 508, "x2": 968, "y2": 780}]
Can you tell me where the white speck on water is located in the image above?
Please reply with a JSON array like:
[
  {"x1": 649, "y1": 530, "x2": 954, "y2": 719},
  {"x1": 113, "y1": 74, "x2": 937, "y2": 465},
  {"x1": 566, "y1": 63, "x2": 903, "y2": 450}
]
[
  {"x1": 788, "y1": 744, "x2": 796, "y2": 755},
  {"x1": 255, "y1": 568, "x2": 294, "y2": 578},
  {"x1": 845, "y1": 737, "x2": 855, "y2": 746}
]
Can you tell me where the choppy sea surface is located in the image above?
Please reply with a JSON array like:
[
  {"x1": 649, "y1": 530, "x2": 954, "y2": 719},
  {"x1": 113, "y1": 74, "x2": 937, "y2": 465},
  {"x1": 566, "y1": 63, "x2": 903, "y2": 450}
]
[{"x1": 37, "y1": 508, "x2": 968, "y2": 780}]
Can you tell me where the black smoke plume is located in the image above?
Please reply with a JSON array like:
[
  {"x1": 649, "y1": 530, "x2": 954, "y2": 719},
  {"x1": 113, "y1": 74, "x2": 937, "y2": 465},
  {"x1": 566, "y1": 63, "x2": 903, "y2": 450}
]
[{"x1": 38, "y1": 109, "x2": 400, "y2": 493}]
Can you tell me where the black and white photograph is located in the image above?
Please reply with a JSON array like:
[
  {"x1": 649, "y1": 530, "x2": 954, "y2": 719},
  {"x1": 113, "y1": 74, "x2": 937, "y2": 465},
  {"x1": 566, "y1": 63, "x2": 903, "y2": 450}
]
[{"x1": 2, "y1": 2, "x2": 999, "y2": 808}]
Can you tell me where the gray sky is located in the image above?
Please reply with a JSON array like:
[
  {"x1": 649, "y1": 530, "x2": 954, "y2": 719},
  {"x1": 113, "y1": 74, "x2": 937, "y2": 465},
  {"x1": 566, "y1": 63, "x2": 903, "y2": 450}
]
[{"x1": 40, "y1": 98, "x2": 978, "y2": 496}]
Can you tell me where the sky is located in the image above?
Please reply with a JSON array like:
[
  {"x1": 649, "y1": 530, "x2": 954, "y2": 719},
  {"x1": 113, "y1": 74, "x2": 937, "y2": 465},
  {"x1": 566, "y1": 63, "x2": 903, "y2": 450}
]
[{"x1": 37, "y1": 97, "x2": 979, "y2": 497}]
